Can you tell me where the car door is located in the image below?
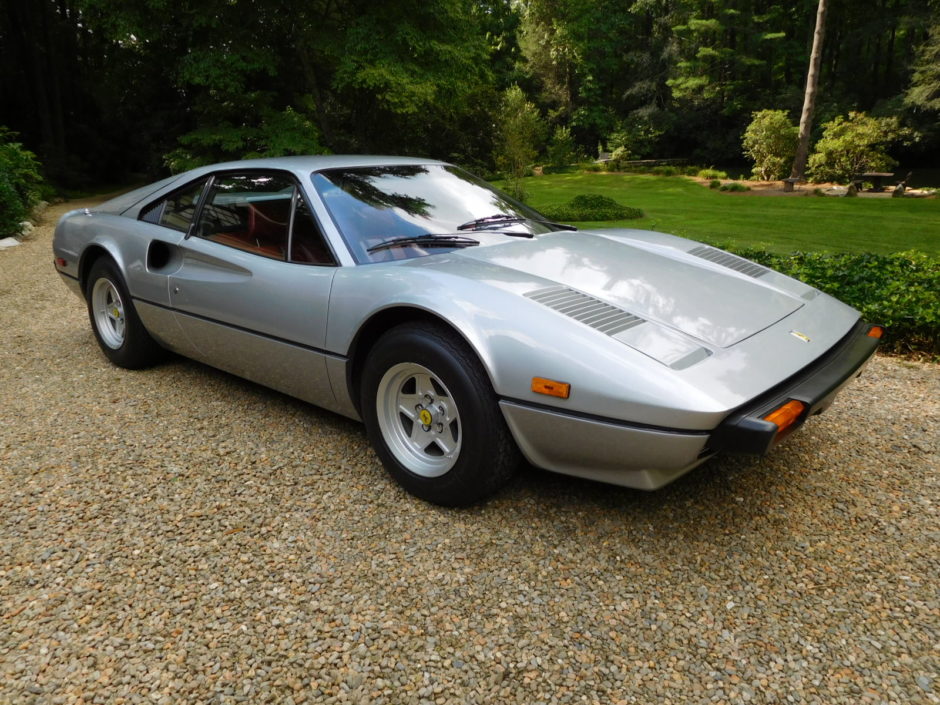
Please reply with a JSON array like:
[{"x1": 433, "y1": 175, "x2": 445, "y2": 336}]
[
  {"x1": 166, "y1": 170, "x2": 342, "y2": 412},
  {"x1": 129, "y1": 176, "x2": 212, "y2": 355}
]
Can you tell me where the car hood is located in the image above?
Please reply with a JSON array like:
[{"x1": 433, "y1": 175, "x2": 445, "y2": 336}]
[{"x1": 451, "y1": 229, "x2": 804, "y2": 348}]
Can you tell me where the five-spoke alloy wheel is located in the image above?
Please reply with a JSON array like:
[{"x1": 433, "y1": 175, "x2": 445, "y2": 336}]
[
  {"x1": 362, "y1": 321, "x2": 519, "y2": 506},
  {"x1": 376, "y1": 362, "x2": 462, "y2": 478},
  {"x1": 85, "y1": 258, "x2": 164, "y2": 369},
  {"x1": 90, "y1": 276, "x2": 127, "y2": 349}
]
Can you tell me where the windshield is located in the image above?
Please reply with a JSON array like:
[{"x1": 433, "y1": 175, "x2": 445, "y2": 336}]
[{"x1": 311, "y1": 164, "x2": 555, "y2": 263}]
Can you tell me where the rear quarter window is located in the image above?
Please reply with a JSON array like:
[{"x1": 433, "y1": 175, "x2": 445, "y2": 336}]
[{"x1": 140, "y1": 178, "x2": 209, "y2": 233}]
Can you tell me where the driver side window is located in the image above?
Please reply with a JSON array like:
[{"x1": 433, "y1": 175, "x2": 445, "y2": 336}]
[
  {"x1": 195, "y1": 173, "x2": 294, "y2": 260},
  {"x1": 193, "y1": 171, "x2": 336, "y2": 265}
]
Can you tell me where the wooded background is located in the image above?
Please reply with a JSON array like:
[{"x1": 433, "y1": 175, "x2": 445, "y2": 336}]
[{"x1": 1, "y1": 0, "x2": 937, "y2": 187}]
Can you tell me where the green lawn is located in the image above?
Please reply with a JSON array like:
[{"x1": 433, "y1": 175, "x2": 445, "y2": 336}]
[{"x1": 520, "y1": 173, "x2": 940, "y2": 255}]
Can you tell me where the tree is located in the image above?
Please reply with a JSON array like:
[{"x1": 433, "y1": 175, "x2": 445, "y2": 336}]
[
  {"x1": 3, "y1": 0, "x2": 939, "y2": 184},
  {"x1": 0, "y1": 0, "x2": 503, "y2": 179},
  {"x1": 806, "y1": 112, "x2": 901, "y2": 184},
  {"x1": 906, "y1": 23, "x2": 940, "y2": 112},
  {"x1": 518, "y1": 0, "x2": 679, "y2": 153},
  {"x1": 0, "y1": 1, "x2": 128, "y2": 184},
  {"x1": 668, "y1": 1, "x2": 788, "y2": 115},
  {"x1": 790, "y1": 0, "x2": 827, "y2": 181},
  {"x1": 494, "y1": 85, "x2": 545, "y2": 200},
  {"x1": 546, "y1": 125, "x2": 576, "y2": 167},
  {"x1": 742, "y1": 110, "x2": 798, "y2": 180}
]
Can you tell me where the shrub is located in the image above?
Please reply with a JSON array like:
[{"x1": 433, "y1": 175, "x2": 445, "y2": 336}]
[
  {"x1": 604, "y1": 129, "x2": 631, "y2": 153},
  {"x1": 807, "y1": 112, "x2": 901, "y2": 184},
  {"x1": 697, "y1": 168, "x2": 729, "y2": 180},
  {"x1": 603, "y1": 118, "x2": 664, "y2": 160},
  {"x1": 605, "y1": 146, "x2": 631, "y2": 172},
  {"x1": 651, "y1": 165, "x2": 679, "y2": 176},
  {"x1": 719, "y1": 182, "x2": 750, "y2": 192},
  {"x1": 0, "y1": 127, "x2": 45, "y2": 238},
  {"x1": 742, "y1": 109, "x2": 798, "y2": 181},
  {"x1": 709, "y1": 179, "x2": 721, "y2": 189},
  {"x1": 720, "y1": 247, "x2": 940, "y2": 354},
  {"x1": 0, "y1": 175, "x2": 24, "y2": 237},
  {"x1": 546, "y1": 125, "x2": 577, "y2": 168},
  {"x1": 539, "y1": 194, "x2": 644, "y2": 222},
  {"x1": 541, "y1": 165, "x2": 579, "y2": 175}
]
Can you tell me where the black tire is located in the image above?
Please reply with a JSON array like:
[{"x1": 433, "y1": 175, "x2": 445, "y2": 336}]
[
  {"x1": 361, "y1": 321, "x2": 520, "y2": 506},
  {"x1": 85, "y1": 258, "x2": 165, "y2": 369}
]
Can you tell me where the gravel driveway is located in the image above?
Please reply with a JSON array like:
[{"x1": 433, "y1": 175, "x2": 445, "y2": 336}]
[{"x1": 1, "y1": 201, "x2": 938, "y2": 705}]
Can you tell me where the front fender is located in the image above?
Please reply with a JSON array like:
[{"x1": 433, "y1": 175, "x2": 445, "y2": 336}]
[{"x1": 327, "y1": 257, "x2": 727, "y2": 430}]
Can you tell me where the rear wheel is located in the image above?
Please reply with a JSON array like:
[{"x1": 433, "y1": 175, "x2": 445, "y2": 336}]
[
  {"x1": 85, "y1": 258, "x2": 164, "y2": 369},
  {"x1": 361, "y1": 322, "x2": 519, "y2": 506}
]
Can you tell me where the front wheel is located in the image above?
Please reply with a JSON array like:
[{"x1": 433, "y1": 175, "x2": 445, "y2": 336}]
[
  {"x1": 85, "y1": 258, "x2": 164, "y2": 369},
  {"x1": 361, "y1": 322, "x2": 519, "y2": 506}
]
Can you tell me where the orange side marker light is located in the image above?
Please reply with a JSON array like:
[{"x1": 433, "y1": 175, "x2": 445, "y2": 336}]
[
  {"x1": 867, "y1": 325, "x2": 884, "y2": 339},
  {"x1": 532, "y1": 377, "x2": 570, "y2": 399},
  {"x1": 763, "y1": 400, "x2": 806, "y2": 435}
]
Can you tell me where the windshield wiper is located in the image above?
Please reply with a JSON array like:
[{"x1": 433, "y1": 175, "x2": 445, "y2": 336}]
[
  {"x1": 366, "y1": 234, "x2": 480, "y2": 254},
  {"x1": 456, "y1": 214, "x2": 577, "y2": 232}
]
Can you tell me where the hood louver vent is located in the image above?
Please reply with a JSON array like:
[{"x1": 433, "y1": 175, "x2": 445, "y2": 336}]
[
  {"x1": 525, "y1": 286, "x2": 644, "y2": 336},
  {"x1": 687, "y1": 245, "x2": 768, "y2": 279}
]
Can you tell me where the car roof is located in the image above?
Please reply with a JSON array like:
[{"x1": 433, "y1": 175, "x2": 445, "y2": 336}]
[
  {"x1": 97, "y1": 155, "x2": 453, "y2": 217},
  {"x1": 183, "y1": 154, "x2": 450, "y2": 180}
]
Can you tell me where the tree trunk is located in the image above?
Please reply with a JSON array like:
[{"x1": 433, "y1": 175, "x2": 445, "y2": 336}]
[
  {"x1": 884, "y1": 1, "x2": 897, "y2": 98},
  {"x1": 791, "y1": 0, "x2": 828, "y2": 180}
]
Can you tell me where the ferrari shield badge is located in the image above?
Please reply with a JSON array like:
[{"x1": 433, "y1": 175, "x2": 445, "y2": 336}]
[{"x1": 790, "y1": 330, "x2": 811, "y2": 343}]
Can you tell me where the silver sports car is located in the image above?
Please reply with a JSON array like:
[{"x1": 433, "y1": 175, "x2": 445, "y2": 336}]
[{"x1": 53, "y1": 156, "x2": 881, "y2": 505}]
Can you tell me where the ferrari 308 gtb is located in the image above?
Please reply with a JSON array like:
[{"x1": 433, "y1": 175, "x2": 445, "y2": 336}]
[{"x1": 53, "y1": 156, "x2": 881, "y2": 505}]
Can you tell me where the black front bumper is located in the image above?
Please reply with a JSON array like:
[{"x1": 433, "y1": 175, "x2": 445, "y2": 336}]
[{"x1": 709, "y1": 319, "x2": 881, "y2": 456}]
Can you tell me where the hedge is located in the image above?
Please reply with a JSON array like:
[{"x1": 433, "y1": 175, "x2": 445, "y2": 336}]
[{"x1": 723, "y1": 247, "x2": 940, "y2": 355}]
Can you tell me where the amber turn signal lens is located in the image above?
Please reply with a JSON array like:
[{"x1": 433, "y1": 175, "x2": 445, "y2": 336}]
[
  {"x1": 867, "y1": 325, "x2": 884, "y2": 339},
  {"x1": 763, "y1": 400, "x2": 806, "y2": 434},
  {"x1": 532, "y1": 377, "x2": 570, "y2": 399}
]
